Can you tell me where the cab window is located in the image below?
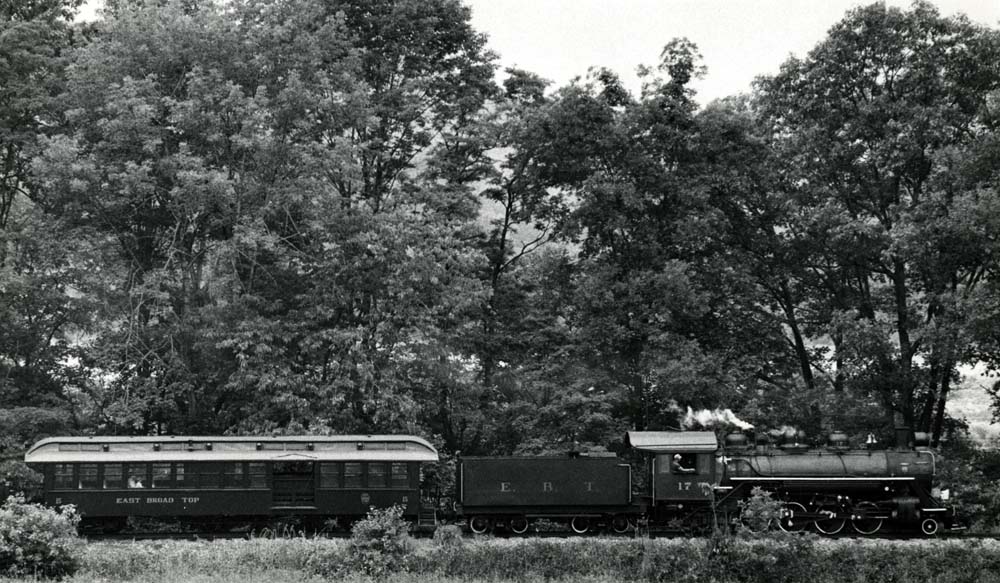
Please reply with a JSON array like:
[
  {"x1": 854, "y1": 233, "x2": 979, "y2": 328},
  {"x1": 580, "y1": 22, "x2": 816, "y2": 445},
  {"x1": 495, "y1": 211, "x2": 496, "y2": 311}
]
[{"x1": 670, "y1": 453, "x2": 698, "y2": 475}]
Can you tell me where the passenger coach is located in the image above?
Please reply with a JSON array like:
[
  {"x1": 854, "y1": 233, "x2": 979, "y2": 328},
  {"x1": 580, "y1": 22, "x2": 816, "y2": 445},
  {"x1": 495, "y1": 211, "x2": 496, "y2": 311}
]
[{"x1": 25, "y1": 435, "x2": 439, "y2": 531}]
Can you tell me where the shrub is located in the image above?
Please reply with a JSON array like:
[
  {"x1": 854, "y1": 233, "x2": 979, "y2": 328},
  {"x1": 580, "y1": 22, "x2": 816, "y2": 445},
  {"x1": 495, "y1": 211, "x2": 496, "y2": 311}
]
[
  {"x1": 0, "y1": 460, "x2": 43, "y2": 502},
  {"x1": 738, "y1": 487, "x2": 783, "y2": 533},
  {"x1": 0, "y1": 494, "x2": 81, "y2": 579},
  {"x1": 346, "y1": 505, "x2": 412, "y2": 578},
  {"x1": 432, "y1": 524, "x2": 463, "y2": 548}
]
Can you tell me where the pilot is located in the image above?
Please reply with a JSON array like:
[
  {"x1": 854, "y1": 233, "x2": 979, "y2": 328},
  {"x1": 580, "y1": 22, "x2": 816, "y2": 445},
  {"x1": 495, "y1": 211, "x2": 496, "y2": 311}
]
[{"x1": 671, "y1": 454, "x2": 696, "y2": 474}]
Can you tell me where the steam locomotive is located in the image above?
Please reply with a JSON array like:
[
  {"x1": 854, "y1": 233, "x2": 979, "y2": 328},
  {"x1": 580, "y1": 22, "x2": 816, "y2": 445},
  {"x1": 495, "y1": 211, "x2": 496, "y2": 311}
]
[
  {"x1": 457, "y1": 429, "x2": 957, "y2": 536},
  {"x1": 23, "y1": 428, "x2": 956, "y2": 536}
]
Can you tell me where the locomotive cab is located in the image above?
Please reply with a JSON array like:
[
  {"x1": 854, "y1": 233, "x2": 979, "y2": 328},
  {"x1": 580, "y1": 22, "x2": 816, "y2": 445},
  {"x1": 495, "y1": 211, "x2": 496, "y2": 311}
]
[
  {"x1": 625, "y1": 431, "x2": 719, "y2": 524},
  {"x1": 654, "y1": 451, "x2": 715, "y2": 501}
]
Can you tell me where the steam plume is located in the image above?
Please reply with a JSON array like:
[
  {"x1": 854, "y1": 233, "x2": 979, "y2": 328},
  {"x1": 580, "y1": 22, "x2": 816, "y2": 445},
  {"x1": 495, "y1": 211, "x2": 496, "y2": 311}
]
[{"x1": 682, "y1": 407, "x2": 754, "y2": 430}]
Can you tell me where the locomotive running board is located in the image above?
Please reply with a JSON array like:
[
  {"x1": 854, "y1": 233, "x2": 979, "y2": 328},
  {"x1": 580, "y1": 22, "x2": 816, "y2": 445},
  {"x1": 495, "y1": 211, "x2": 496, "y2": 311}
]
[{"x1": 729, "y1": 477, "x2": 917, "y2": 481}]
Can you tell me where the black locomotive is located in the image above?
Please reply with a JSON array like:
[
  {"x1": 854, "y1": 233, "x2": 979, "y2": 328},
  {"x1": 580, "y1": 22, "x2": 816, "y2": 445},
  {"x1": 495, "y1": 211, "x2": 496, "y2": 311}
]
[
  {"x1": 24, "y1": 434, "x2": 439, "y2": 531},
  {"x1": 457, "y1": 429, "x2": 956, "y2": 536}
]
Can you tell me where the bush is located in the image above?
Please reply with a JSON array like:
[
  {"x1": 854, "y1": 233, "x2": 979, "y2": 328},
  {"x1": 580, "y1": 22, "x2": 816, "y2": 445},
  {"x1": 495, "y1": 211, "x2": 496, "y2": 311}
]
[
  {"x1": 0, "y1": 460, "x2": 43, "y2": 502},
  {"x1": 432, "y1": 524, "x2": 463, "y2": 548},
  {"x1": 0, "y1": 494, "x2": 81, "y2": 579},
  {"x1": 346, "y1": 505, "x2": 412, "y2": 578},
  {"x1": 738, "y1": 487, "x2": 783, "y2": 533}
]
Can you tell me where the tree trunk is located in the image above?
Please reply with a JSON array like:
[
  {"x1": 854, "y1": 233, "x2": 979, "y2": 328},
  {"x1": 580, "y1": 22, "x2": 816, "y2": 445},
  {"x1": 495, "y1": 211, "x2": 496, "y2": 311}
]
[
  {"x1": 931, "y1": 358, "x2": 955, "y2": 447},
  {"x1": 779, "y1": 280, "x2": 814, "y2": 392},
  {"x1": 892, "y1": 258, "x2": 915, "y2": 426}
]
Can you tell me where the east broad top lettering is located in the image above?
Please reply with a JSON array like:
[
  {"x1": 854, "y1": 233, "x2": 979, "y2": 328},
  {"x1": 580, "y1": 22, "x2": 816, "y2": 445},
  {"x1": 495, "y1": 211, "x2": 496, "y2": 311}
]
[{"x1": 115, "y1": 496, "x2": 198, "y2": 505}]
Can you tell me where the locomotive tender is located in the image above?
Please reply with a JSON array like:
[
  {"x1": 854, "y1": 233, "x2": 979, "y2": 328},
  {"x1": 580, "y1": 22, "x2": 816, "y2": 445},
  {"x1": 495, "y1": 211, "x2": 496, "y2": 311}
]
[
  {"x1": 457, "y1": 430, "x2": 956, "y2": 536},
  {"x1": 24, "y1": 434, "x2": 439, "y2": 531}
]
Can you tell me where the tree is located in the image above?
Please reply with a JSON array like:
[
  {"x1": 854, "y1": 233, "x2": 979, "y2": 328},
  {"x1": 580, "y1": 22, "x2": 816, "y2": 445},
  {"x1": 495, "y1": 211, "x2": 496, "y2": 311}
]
[
  {"x1": 516, "y1": 42, "x2": 791, "y2": 434},
  {"x1": 31, "y1": 0, "x2": 498, "y2": 435},
  {"x1": 0, "y1": 0, "x2": 92, "y2": 425},
  {"x1": 755, "y1": 1, "x2": 1000, "y2": 440}
]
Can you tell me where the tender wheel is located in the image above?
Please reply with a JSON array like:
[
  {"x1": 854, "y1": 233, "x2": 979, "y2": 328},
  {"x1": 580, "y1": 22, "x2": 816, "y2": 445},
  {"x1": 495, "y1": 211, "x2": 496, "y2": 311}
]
[
  {"x1": 509, "y1": 516, "x2": 530, "y2": 535},
  {"x1": 611, "y1": 514, "x2": 632, "y2": 534},
  {"x1": 570, "y1": 516, "x2": 591, "y2": 534},
  {"x1": 920, "y1": 517, "x2": 939, "y2": 536},
  {"x1": 851, "y1": 502, "x2": 883, "y2": 535},
  {"x1": 469, "y1": 515, "x2": 492, "y2": 535},
  {"x1": 813, "y1": 510, "x2": 846, "y2": 536},
  {"x1": 778, "y1": 502, "x2": 808, "y2": 533}
]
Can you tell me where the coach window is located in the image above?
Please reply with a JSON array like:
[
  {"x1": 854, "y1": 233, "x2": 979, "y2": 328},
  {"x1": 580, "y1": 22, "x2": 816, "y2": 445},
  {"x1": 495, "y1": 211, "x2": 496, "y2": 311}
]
[
  {"x1": 198, "y1": 464, "x2": 221, "y2": 489},
  {"x1": 103, "y1": 464, "x2": 124, "y2": 489},
  {"x1": 319, "y1": 462, "x2": 341, "y2": 489},
  {"x1": 249, "y1": 463, "x2": 267, "y2": 488},
  {"x1": 368, "y1": 463, "x2": 388, "y2": 488},
  {"x1": 151, "y1": 463, "x2": 171, "y2": 488},
  {"x1": 53, "y1": 463, "x2": 74, "y2": 490},
  {"x1": 223, "y1": 463, "x2": 244, "y2": 488},
  {"x1": 127, "y1": 464, "x2": 147, "y2": 488},
  {"x1": 176, "y1": 463, "x2": 191, "y2": 488},
  {"x1": 390, "y1": 463, "x2": 409, "y2": 488},
  {"x1": 344, "y1": 462, "x2": 362, "y2": 488},
  {"x1": 78, "y1": 464, "x2": 99, "y2": 489}
]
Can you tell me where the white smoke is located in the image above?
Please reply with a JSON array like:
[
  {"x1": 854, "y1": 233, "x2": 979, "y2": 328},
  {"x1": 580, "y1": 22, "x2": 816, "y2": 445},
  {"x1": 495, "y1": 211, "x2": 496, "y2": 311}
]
[
  {"x1": 767, "y1": 425, "x2": 805, "y2": 443},
  {"x1": 775, "y1": 425, "x2": 799, "y2": 438},
  {"x1": 682, "y1": 407, "x2": 754, "y2": 430}
]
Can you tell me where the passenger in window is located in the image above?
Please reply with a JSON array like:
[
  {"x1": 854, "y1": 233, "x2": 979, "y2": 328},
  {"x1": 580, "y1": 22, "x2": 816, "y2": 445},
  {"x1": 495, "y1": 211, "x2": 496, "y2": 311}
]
[
  {"x1": 128, "y1": 474, "x2": 144, "y2": 488},
  {"x1": 671, "y1": 454, "x2": 696, "y2": 474}
]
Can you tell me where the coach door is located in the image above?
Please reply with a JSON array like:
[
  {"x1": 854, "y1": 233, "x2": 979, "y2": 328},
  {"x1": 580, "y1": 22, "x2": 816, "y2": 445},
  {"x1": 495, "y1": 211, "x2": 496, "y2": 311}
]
[{"x1": 272, "y1": 461, "x2": 316, "y2": 507}]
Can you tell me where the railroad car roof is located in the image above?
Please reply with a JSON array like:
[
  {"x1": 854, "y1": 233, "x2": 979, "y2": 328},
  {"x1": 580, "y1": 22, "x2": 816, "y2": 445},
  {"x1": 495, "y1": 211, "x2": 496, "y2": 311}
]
[
  {"x1": 625, "y1": 431, "x2": 718, "y2": 453},
  {"x1": 24, "y1": 435, "x2": 438, "y2": 464}
]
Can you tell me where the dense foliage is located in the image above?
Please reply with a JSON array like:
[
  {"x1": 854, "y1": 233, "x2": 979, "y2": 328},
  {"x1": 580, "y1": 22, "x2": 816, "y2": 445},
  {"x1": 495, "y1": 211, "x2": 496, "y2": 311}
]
[
  {"x1": 345, "y1": 505, "x2": 412, "y2": 578},
  {"x1": 3, "y1": 0, "x2": 1000, "y2": 509},
  {"x1": 0, "y1": 494, "x2": 81, "y2": 579}
]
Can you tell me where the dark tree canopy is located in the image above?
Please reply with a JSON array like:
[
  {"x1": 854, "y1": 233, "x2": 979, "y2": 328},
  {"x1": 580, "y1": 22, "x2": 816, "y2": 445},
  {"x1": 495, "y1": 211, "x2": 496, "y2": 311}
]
[{"x1": 0, "y1": 0, "x2": 997, "y2": 467}]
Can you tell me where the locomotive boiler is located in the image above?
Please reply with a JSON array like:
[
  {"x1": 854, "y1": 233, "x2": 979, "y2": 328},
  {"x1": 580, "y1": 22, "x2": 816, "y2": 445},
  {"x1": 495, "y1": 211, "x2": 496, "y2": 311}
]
[{"x1": 628, "y1": 429, "x2": 954, "y2": 535}]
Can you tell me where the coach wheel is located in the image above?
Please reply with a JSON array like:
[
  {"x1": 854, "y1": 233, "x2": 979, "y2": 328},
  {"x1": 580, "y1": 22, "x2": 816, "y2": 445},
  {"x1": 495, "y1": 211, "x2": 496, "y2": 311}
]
[
  {"x1": 778, "y1": 502, "x2": 808, "y2": 533},
  {"x1": 850, "y1": 502, "x2": 883, "y2": 535},
  {"x1": 920, "y1": 517, "x2": 940, "y2": 536},
  {"x1": 611, "y1": 514, "x2": 632, "y2": 534},
  {"x1": 469, "y1": 516, "x2": 492, "y2": 535},
  {"x1": 509, "y1": 516, "x2": 530, "y2": 535},
  {"x1": 813, "y1": 513, "x2": 846, "y2": 536},
  {"x1": 570, "y1": 516, "x2": 591, "y2": 534}
]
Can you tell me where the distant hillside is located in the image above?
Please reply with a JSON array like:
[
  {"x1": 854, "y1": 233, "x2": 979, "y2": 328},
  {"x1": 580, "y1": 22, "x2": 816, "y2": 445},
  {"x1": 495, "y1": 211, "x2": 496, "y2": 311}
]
[{"x1": 948, "y1": 365, "x2": 999, "y2": 446}]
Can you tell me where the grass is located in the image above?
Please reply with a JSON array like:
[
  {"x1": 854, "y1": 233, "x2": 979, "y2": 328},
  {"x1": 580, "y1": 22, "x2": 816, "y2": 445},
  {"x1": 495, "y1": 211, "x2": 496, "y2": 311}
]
[{"x1": 3, "y1": 536, "x2": 1000, "y2": 583}]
